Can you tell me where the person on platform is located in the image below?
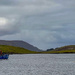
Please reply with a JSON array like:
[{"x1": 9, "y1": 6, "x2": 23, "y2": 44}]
[{"x1": 0, "y1": 50, "x2": 2, "y2": 56}]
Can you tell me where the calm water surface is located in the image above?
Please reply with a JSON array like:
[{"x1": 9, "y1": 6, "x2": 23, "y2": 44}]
[{"x1": 0, "y1": 54, "x2": 75, "y2": 75}]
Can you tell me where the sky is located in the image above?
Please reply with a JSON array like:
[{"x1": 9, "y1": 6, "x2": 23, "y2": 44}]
[{"x1": 0, "y1": 0, "x2": 75, "y2": 50}]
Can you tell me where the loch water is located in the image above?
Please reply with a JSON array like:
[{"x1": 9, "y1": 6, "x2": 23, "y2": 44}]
[{"x1": 0, "y1": 54, "x2": 75, "y2": 75}]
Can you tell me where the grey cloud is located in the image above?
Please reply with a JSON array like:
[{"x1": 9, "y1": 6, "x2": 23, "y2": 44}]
[
  {"x1": 0, "y1": 25, "x2": 20, "y2": 36},
  {"x1": 0, "y1": 0, "x2": 75, "y2": 49},
  {"x1": 0, "y1": 0, "x2": 16, "y2": 6}
]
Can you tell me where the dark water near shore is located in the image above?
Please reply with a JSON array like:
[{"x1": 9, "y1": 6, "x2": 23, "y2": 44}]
[{"x1": 0, "y1": 54, "x2": 75, "y2": 75}]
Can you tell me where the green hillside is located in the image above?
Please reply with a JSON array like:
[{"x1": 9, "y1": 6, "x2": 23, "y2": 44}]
[
  {"x1": 0, "y1": 45, "x2": 37, "y2": 54},
  {"x1": 1, "y1": 45, "x2": 75, "y2": 54},
  {"x1": 40, "y1": 45, "x2": 75, "y2": 54}
]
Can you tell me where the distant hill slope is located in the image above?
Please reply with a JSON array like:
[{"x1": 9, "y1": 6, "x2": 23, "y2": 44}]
[
  {"x1": 0, "y1": 45, "x2": 37, "y2": 54},
  {"x1": 0, "y1": 40, "x2": 42, "y2": 52},
  {"x1": 41, "y1": 45, "x2": 75, "y2": 54}
]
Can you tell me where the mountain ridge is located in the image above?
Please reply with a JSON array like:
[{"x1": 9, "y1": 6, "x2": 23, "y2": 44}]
[{"x1": 0, "y1": 40, "x2": 42, "y2": 52}]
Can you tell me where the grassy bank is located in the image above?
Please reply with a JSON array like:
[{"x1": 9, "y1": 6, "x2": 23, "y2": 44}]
[
  {"x1": 0, "y1": 45, "x2": 37, "y2": 54},
  {"x1": 40, "y1": 50, "x2": 75, "y2": 54},
  {"x1": 1, "y1": 45, "x2": 75, "y2": 54},
  {"x1": 40, "y1": 45, "x2": 75, "y2": 54}
]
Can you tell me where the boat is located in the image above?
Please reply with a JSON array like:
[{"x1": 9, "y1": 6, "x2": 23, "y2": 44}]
[
  {"x1": 0, "y1": 50, "x2": 9, "y2": 59},
  {"x1": 0, "y1": 54, "x2": 9, "y2": 59}
]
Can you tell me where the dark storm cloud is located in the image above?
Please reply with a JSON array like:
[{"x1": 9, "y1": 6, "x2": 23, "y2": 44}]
[{"x1": 0, "y1": 0, "x2": 16, "y2": 6}]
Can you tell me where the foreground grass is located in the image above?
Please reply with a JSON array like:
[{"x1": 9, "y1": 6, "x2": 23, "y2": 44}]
[{"x1": 0, "y1": 45, "x2": 37, "y2": 54}]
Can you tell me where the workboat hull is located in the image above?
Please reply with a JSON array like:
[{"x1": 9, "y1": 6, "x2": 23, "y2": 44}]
[{"x1": 0, "y1": 54, "x2": 9, "y2": 59}]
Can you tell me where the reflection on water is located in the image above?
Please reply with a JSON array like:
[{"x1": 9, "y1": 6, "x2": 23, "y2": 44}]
[{"x1": 0, "y1": 54, "x2": 75, "y2": 75}]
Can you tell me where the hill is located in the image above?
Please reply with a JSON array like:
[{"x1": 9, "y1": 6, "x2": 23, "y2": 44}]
[
  {"x1": 0, "y1": 45, "x2": 37, "y2": 54},
  {"x1": 41, "y1": 45, "x2": 75, "y2": 54},
  {"x1": 0, "y1": 40, "x2": 42, "y2": 52}
]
